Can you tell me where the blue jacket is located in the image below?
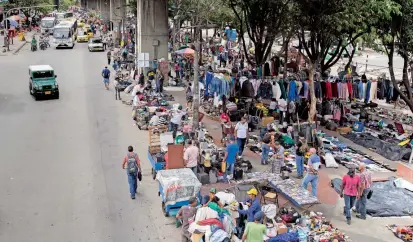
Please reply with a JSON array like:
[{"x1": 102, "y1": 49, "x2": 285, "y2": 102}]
[{"x1": 238, "y1": 197, "x2": 261, "y2": 222}]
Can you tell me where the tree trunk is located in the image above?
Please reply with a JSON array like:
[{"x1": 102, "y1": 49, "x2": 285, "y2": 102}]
[
  {"x1": 308, "y1": 63, "x2": 317, "y2": 122},
  {"x1": 192, "y1": 30, "x2": 201, "y2": 130},
  {"x1": 344, "y1": 44, "x2": 356, "y2": 72},
  {"x1": 283, "y1": 37, "x2": 289, "y2": 80}
]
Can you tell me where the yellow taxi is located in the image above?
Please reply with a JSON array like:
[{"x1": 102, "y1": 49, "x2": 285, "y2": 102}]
[
  {"x1": 76, "y1": 28, "x2": 89, "y2": 42},
  {"x1": 84, "y1": 24, "x2": 93, "y2": 38}
]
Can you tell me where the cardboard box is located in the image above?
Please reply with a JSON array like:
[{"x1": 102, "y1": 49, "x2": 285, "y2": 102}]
[
  {"x1": 276, "y1": 223, "x2": 288, "y2": 234},
  {"x1": 337, "y1": 127, "x2": 352, "y2": 134}
]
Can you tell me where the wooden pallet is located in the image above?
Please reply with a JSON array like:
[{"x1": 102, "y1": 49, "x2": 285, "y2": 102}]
[{"x1": 148, "y1": 126, "x2": 168, "y2": 153}]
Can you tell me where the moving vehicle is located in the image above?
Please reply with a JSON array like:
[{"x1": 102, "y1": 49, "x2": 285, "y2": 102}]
[
  {"x1": 84, "y1": 24, "x2": 93, "y2": 38},
  {"x1": 76, "y1": 28, "x2": 89, "y2": 42},
  {"x1": 88, "y1": 37, "x2": 104, "y2": 51},
  {"x1": 40, "y1": 17, "x2": 57, "y2": 35},
  {"x1": 29, "y1": 65, "x2": 59, "y2": 100},
  {"x1": 52, "y1": 23, "x2": 75, "y2": 48}
]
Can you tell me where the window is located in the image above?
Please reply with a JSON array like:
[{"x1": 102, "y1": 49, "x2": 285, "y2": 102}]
[
  {"x1": 33, "y1": 71, "x2": 54, "y2": 79},
  {"x1": 53, "y1": 28, "x2": 70, "y2": 39},
  {"x1": 91, "y1": 39, "x2": 102, "y2": 44},
  {"x1": 41, "y1": 20, "x2": 55, "y2": 28}
]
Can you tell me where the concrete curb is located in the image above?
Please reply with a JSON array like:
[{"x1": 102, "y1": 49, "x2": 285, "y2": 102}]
[{"x1": 13, "y1": 41, "x2": 29, "y2": 55}]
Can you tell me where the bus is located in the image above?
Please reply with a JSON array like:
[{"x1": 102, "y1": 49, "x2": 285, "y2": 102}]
[
  {"x1": 40, "y1": 17, "x2": 57, "y2": 35},
  {"x1": 52, "y1": 23, "x2": 75, "y2": 48}
]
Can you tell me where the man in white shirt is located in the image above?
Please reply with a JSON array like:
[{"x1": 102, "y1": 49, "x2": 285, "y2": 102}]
[
  {"x1": 277, "y1": 99, "x2": 287, "y2": 125},
  {"x1": 235, "y1": 116, "x2": 248, "y2": 157},
  {"x1": 170, "y1": 105, "x2": 186, "y2": 138}
]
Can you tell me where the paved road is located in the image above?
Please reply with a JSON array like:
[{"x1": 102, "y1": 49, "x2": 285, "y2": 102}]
[{"x1": 0, "y1": 43, "x2": 179, "y2": 242}]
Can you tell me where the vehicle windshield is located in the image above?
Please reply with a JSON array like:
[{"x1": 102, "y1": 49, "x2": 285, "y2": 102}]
[
  {"x1": 65, "y1": 12, "x2": 74, "y2": 18},
  {"x1": 41, "y1": 20, "x2": 54, "y2": 28},
  {"x1": 56, "y1": 13, "x2": 65, "y2": 19},
  {"x1": 91, "y1": 39, "x2": 102, "y2": 43},
  {"x1": 53, "y1": 28, "x2": 70, "y2": 39},
  {"x1": 33, "y1": 71, "x2": 54, "y2": 79},
  {"x1": 77, "y1": 29, "x2": 85, "y2": 35}
]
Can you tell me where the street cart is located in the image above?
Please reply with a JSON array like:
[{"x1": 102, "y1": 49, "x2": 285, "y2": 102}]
[
  {"x1": 156, "y1": 168, "x2": 201, "y2": 217},
  {"x1": 148, "y1": 126, "x2": 169, "y2": 179}
]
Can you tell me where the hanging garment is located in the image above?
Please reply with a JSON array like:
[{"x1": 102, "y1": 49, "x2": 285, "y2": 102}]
[
  {"x1": 205, "y1": 71, "x2": 214, "y2": 96},
  {"x1": 365, "y1": 81, "x2": 372, "y2": 103},
  {"x1": 370, "y1": 81, "x2": 378, "y2": 101},
  {"x1": 287, "y1": 80, "x2": 298, "y2": 101},
  {"x1": 257, "y1": 66, "x2": 262, "y2": 78},
  {"x1": 295, "y1": 81, "x2": 303, "y2": 96},
  {"x1": 264, "y1": 62, "x2": 270, "y2": 76},
  {"x1": 272, "y1": 81, "x2": 282, "y2": 100},
  {"x1": 279, "y1": 80, "x2": 287, "y2": 99},
  {"x1": 347, "y1": 81, "x2": 353, "y2": 100},
  {"x1": 250, "y1": 79, "x2": 262, "y2": 96},
  {"x1": 331, "y1": 82, "x2": 338, "y2": 98},
  {"x1": 352, "y1": 81, "x2": 358, "y2": 99},
  {"x1": 339, "y1": 82, "x2": 348, "y2": 100},
  {"x1": 358, "y1": 80, "x2": 364, "y2": 99},
  {"x1": 241, "y1": 79, "x2": 255, "y2": 97},
  {"x1": 337, "y1": 82, "x2": 342, "y2": 99},
  {"x1": 258, "y1": 82, "x2": 273, "y2": 99},
  {"x1": 239, "y1": 76, "x2": 248, "y2": 88},
  {"x1": 325, "y1": 82, "x2": 333, "y2": 99},
  {"x1": 314, "y1": 81, "x2": 322, "y2": 99},
  {"x1": 300, "y1": 81, "x2": 309, "y2": 99}
]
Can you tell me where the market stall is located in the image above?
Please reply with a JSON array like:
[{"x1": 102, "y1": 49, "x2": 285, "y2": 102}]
[{"x1": 156, "y1": 168, "x2": 201, "y2": 217}]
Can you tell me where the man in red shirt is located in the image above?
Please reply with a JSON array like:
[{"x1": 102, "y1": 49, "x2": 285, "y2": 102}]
[
  {"x1": 340, "y1": 168, "x2": 360, "y2": 225},
  {"x1": 122, "y1": 146, "x2": 142, "y2": 199}
]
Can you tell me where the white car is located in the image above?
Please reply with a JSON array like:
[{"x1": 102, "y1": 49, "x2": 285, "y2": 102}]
[{"x1": 88, "y1": 38, "x2": 104, "y2": 52}]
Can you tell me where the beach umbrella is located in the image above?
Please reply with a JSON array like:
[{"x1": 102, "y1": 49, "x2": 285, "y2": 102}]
[{"x1": 175, "y1": 47, "x2": 195, "y2": 55}]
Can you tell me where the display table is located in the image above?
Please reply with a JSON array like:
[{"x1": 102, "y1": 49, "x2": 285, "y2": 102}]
[{"x1": 270, "y1": 179, "x2": 320, "y2": 207}]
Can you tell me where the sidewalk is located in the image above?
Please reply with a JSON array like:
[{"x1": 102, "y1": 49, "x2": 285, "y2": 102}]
[{"x1": 0, "y1": 31, "x2": 34, "y2": 56}]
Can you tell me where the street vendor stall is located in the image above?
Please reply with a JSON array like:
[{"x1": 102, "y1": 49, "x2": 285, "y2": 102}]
[{"x1": 156, "y1": 168, "x2": 201, "y2": 217}]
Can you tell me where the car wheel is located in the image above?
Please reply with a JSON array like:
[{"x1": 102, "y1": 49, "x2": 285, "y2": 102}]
[
  {"x1": 34, "y1": 95, "x2": 39, "y2": 101},
  {"x1": 29, "y1": 84, "x2": 32, "y2": 95},
  {"x1": 55, "y1": 92, "x2": 59, "y2": 99}
]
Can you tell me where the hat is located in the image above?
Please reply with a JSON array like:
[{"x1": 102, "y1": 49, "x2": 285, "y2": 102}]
[
  {"x1": 247, "y1": 188, "x2": 258, "y2": 196},
  {"x1": 209, "y1": 188, "x2": 217, "y2": 194},
  {"x1": 254, "y1": 211, "x2": 265, "y2": 221}
]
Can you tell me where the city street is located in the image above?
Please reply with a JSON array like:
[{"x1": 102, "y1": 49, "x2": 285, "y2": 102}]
[{"x1": 0, "y1": 43, "x2": 179, "y2": 242}]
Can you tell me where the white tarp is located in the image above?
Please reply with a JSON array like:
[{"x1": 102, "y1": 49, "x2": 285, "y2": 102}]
[{"x1": 156, "y1": 168, "x2": 201, "y2": 206}]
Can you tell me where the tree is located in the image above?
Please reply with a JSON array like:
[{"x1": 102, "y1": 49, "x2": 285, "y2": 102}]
[
  {"x1": 3, "y1": 0, "x2": 54, "y2": 16},
  {"x1": 293, "y1": 0, "x2": 398, "y2": 121},
  {"x1": 376, "y1": 0, "x2": 413, "y2": 111},
  {"x1": 227, "y1": 0, "x2": 289, "y2": 66}
]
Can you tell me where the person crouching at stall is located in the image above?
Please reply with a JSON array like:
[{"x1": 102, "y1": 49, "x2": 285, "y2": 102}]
[
  {"x1": 242, "y1": 211, "x2": 266, "y2": 242},
  {"x1": 204, "y1": 188, "x2": 224, "y2": 208},
  {"x1": 176, "y1": 196, "x2": 198, "y2": 242},
  {"x1": 238, "y1": 188, "x2": 261, "y2": 222},
  {"x1": 270, "y1": 141, "x2": 285, "y2": 174}
]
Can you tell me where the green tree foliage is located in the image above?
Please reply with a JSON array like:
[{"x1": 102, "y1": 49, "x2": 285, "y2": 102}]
[
  {"x1": 3, "y1": 0, "x2": 54, "y2": 17},
  {"x1": 375, "y1": 0, "x2": 413, "y2": 111},
  {"x1": 227, "y1": 0, "x2": 289, "y2": 66}
]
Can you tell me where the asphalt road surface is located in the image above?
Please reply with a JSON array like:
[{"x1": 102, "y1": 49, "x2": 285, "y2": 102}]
[{"x1": 0, "y1": 42, "x2": 180, "y2": 242}]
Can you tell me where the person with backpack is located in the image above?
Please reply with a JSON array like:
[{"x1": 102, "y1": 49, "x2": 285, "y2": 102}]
[
  {"x1": 295, "y1": 133, "x2": 308, "y2": 179},
  {"x1": 122, "y1": 146, "x2": 142, "y2": 199},
  {"x1": 101, "y1": 66, "x2": 111, "y2": 90}
]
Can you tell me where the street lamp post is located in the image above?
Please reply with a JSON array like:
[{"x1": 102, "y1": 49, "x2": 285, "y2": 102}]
[{"x1": 2, "y1": 5, "x2": 56, "y2": 51}]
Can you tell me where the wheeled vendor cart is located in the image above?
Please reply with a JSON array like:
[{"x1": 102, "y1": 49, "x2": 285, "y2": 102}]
[{"x1": 156, "y1": 168, "x2": 201, "y2": 217}]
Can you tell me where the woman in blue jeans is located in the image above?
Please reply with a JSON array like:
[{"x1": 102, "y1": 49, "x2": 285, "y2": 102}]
[{"x1": 295, "y1": 134, "x2": 307, "y2": 178}]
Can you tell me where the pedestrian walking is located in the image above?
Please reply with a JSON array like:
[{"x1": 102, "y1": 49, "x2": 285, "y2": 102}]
[
  {"x1": 302, "y1": 148, "x2": 320, "y2": 197},
  {"x1": 222, "y1": 136, "x2": 238, "y2": 179},
  {"x1": 103, "y1": 36, "x2": 107, "y2": 50},
  {"x1": 107, "y1": 50, "x2": 111, "y2": 65},
  {"x1": 261, "y1": 129, "x2": 275, "y2": 165},
  {"x1": 355, "y1": 163, "x2": 371, "y2": 220},
  {"x1": 186, "y1": 83, "x2": 193, "y2": 110},
  {"x1": 235, "y1": 116, "x2": 248, "y2": 157},
  {"x1": 101, "y1": 66, "x2": 110, "y2": 90},
  {"x1": 121, "y1": 146, "x2": 142, "y2": 199},
  {"x1": 341, "y1": 168, "x2": 360, "y2": 225},
  {"x1": 114, "y1": 78, "x2": 121, "y2": 100},
  {"x1": 295, "y1": 133, "x2": 307, "y2": 178}
]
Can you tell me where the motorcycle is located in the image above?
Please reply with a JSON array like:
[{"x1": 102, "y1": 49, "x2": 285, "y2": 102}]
[
  {"x1": 31, "y1": 44, "x2": 37, "y2": 52},
  {"x1": 39, "y1": 41, "x2": 47, "y2": 50}
]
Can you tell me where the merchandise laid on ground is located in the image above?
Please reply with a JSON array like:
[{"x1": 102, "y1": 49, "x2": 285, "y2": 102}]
[{"x1": 387, "y1": 225, "x2": 413, "y2": 242}]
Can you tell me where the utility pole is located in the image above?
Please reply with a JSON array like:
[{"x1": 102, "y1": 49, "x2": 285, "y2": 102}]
[{"x1": 193, "y1": 39, "x2": 200, "y2": 130}]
